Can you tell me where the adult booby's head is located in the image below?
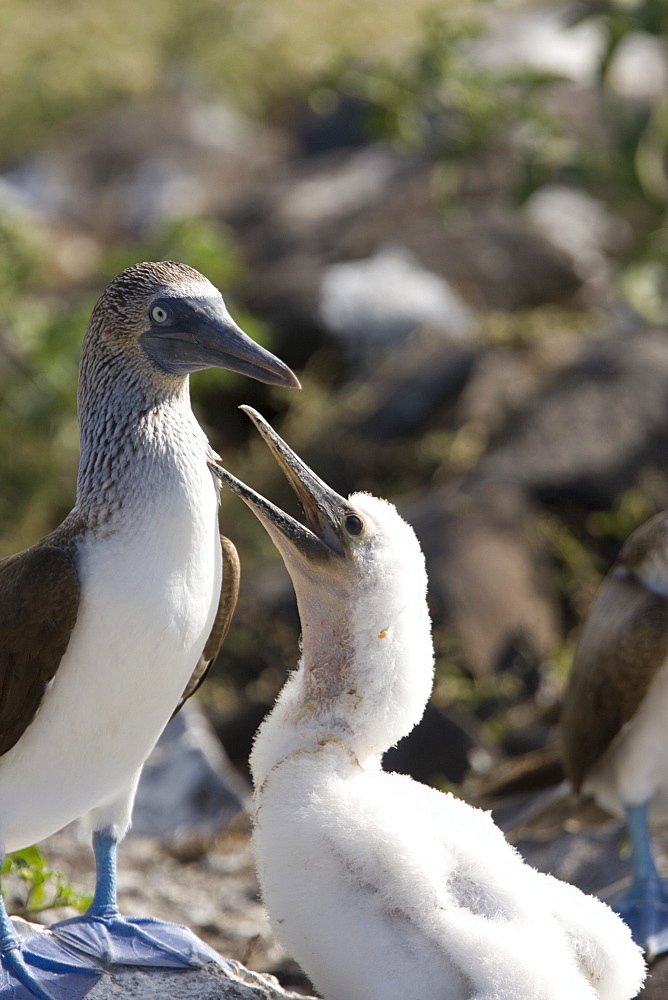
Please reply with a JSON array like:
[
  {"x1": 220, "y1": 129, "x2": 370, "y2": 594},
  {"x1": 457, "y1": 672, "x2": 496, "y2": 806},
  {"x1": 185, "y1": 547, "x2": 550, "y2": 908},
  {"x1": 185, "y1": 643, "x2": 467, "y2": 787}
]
[
  {"x1": 82, "y1": 260, "x2": 300, "y2": 390},
  {"x1": 76, "y1": 262, "x2": 299, "y2": 509},
  {"x1": 210, "y1": 407, "x2": 434, "y2": 769}
]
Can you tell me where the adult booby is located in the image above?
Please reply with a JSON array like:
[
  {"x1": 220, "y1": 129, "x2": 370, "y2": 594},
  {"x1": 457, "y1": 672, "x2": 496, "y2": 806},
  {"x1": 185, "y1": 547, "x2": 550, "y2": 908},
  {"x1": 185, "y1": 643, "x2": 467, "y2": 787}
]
[
  {"x1": 209, "y1": 408, "x2": 646, "y2": 1000},
  {"x1": 561, "y1": 510, "x2": 668, "y2": 958},
  {"x1": 0, "y1": 262, "x2": 298, "y2": 1000}
]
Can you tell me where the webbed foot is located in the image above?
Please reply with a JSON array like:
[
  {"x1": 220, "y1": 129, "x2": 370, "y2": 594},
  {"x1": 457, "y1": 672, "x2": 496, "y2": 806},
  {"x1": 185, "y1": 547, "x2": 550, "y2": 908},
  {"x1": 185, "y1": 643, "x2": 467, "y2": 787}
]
[
  {"x1": 613, "y1": 878, "x2": 668, "y2": 959},
  {"x1": 1, "y1": 932, "x2": 101, "y2": 1000},
  {"x1": 50, "y1": 913, "x2": 228, "y2": 970}
]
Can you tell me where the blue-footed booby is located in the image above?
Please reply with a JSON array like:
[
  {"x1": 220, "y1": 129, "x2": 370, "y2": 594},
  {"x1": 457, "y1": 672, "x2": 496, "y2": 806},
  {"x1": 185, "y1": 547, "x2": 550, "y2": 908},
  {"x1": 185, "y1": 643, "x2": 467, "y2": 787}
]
[
  {"x1": 561, "y1": 511, "x2": 668, "y2": 958},
  {"x1": 0, "y1": 262, "x2": 299, "y2": 1000},
  {"x1": 209, "y1": 409, "x2": 646, "y2": 1000}
]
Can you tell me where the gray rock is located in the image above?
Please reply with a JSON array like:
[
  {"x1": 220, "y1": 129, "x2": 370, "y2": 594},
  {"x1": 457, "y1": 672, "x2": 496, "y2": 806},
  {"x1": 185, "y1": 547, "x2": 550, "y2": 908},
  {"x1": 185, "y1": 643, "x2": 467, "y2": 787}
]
[
  {"x1": 4, "y1": 96, "x2": 290, "y2": 240},
  {"x1": 11, "y1": 920, "x2": 312, "y2": 999},
  {"x1": 406, "y1": 481, "x2": 560, "y2": 679},
  {"x1": 525, "y1": 185, "x2": 627, "y2": 304},
  {"x1": 84, "y1": 962, "x2": 312, "y2": 999},
  {"x1": 318, "y1": 245, "x2": 476, "y2": 358},
  {"x1": 131, "y1": 702, "x2": 250, "y2": 840},
  {"x1": 478, "y1": 328, "x2": 668, "y2": 507},
  {"x1": 607, "y1": 32, "x2": 668, "y2": 104},
  {"x1": 352, "y1": 338, "x2": 479, "y2": 441},
  {"x1": 472, "y1": 7, "x2": 604, "y2": 85}
]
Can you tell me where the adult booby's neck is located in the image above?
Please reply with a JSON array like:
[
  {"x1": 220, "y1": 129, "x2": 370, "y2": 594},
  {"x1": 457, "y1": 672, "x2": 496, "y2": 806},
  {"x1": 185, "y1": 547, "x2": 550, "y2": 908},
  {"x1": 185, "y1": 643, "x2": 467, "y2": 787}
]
[{"x1": 76, "y1": 345, "x2": 211, "y2": 527}]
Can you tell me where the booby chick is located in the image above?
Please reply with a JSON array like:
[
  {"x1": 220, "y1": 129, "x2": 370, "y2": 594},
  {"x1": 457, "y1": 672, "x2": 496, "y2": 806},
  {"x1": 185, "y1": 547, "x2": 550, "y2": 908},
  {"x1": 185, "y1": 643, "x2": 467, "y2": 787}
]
[
  {"x1": 0, "y1": 262, "x2": 299, "y2": 1000},
  {"x1": 210, "y1": 408, "x2": 646, "y2": 1000},
  {"x1": 562, "y1": 510, "x2": 668, "y2": 959}
]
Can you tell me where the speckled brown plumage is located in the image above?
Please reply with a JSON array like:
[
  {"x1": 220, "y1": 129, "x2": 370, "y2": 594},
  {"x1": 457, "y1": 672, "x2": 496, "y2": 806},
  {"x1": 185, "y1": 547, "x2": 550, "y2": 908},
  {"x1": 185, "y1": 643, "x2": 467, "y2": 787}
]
[{"x1": 561, "y1": 512, "x2": 668, "y2": 791}]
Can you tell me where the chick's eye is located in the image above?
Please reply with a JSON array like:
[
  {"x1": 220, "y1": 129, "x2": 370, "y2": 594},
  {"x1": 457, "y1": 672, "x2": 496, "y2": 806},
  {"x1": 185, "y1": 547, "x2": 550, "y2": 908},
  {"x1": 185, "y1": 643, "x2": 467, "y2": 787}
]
[
  {"x1": 151, "y1": 305, "x2": 169, "y2": 324},
  {"x1": 345, "y1": 514, "x2": 364, "y2": 536}
]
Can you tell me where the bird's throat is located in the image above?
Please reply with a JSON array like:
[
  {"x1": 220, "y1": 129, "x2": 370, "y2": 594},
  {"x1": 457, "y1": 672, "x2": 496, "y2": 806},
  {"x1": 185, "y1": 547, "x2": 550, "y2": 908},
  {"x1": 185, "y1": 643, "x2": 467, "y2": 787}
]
[
  {"x1": 76, "y1": 366, "x2": 207, "y2": 529},
  {"x1": 298, "y1": 600, "x2": 359, "y2": 718}
]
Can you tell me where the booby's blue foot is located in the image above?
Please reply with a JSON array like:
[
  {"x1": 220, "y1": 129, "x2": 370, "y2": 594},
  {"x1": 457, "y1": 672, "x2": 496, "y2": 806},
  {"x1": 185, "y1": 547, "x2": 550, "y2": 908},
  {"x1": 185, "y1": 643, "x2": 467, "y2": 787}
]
[
  {"x1": 47, "y1": 829, "x2": 228, "y2": 971},
  {"x1": 613, "y1": 803, "x2": 668, "y2": 958},
  {"x1": 0, "y1": 960, "x2": 99, "y2": 1000},
  {"x1": 613, "y1": 879, "x2": 668, "y2": 959},
  {"x1": 0, "y1": 908, "x2": 100, "y2": 1000},
  {"x1": 50, "y1": 913, "x2": 226, "y2": 969}
]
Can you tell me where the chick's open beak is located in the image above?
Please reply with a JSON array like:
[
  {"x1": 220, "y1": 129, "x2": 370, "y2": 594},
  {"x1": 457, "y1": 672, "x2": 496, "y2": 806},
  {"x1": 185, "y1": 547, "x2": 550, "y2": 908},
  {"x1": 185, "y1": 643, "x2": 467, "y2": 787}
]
[{"x1": 209, "y1": 406, "x2": 352, "y2": 563}]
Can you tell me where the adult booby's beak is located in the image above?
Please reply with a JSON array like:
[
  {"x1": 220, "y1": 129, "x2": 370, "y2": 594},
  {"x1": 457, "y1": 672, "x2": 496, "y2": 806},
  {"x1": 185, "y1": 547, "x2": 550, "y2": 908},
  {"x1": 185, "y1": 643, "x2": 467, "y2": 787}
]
[
  {"x1": 209, "y1": 406, "x2": 353, "y2": 562},
  {"x1": 141, "y1": 296, "x2": 301, "y2": 388}
]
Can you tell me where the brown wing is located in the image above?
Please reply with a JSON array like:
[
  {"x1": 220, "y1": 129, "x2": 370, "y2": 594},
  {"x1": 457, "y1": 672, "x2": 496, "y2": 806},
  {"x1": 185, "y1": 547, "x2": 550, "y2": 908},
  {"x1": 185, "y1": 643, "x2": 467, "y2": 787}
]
[
  {"x1": 172, "y1": 534, "x2": 240, "y2": 716},
  {"x1": 561, "y1": 569, "x2": 668, "y2": 791},
  {"x1": 0, "y1": 544, "x2": 80, "y2": 757}
]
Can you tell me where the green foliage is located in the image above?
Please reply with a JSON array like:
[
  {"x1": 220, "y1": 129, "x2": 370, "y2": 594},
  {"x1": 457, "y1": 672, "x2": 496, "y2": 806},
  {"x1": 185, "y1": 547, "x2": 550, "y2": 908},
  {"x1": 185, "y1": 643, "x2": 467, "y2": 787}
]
[
  {"x1": 100, "y1": 217, "x2": 244, "y2": 295},
  {"x1": 2, "y1": 846, "x2": 91, "y2": 918},
  {"x1": 0, "y1": 214, "x2": 85, "y2": 553},
  {"x1": 324, "y1": 12, "x2": 564, "y2": 169},
  {"x1": 567, "y1": 1, "x2": 668, "y2": 321},
  {"x1": 316, "y1": 3, "x2": 668, "y2": 320},
  {"x1": 587, "y1": 484, "x2": 660, "y2": 541},
  {"x1": 535, "y1": 513, "x2": 604, "y2": 614},
  {"x1": 0, "y1": 0, "x2": 453, "y2": 163}
]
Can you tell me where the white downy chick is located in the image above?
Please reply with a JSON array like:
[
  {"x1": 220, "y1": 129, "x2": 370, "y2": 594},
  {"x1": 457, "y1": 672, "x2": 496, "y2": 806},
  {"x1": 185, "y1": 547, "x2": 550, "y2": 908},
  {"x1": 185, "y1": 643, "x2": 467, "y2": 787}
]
[{"x1": 211, "y1": 407, "x2": 646, "y2": 1000}]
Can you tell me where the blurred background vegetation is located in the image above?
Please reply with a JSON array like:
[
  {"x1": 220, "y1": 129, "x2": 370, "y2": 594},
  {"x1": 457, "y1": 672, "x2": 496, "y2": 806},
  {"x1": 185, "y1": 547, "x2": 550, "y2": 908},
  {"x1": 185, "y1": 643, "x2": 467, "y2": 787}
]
[{"x1": 1, "y1": 0, "x2": 668, "y2": 798}]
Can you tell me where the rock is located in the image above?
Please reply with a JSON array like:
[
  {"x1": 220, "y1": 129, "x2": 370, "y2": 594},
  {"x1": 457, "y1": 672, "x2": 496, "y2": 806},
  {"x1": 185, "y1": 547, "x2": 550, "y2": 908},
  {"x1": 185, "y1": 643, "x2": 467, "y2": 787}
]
[
  {"x1": 525, "y1": 185, "x2": 628, "y2": 305},
  {"x1": 427, "y1": 211, "x2": 582, "y2": 311},
  {"x1": 607, "y1": 32, "x2": 668, "y2": 104},
  {"x1": 472, "y1": 7, "x2": 604, "y2": 85},
  {"x1": 406, "y1": 481, "x2": 560, "y2": 679},
  {"x1": 255, "y1": 144, "x2": 419, "y2": 237},
  {"x1": 232, "y1": 142, "x2": 583, "y2": 362},
  {"x1": 384, "y1": 703, "x2": 494, "y2": 786},
  {"x1": 352, "y1": 338, "x2": 479, "y2": 441},
  {"x1": 295, "y1": 93, "x2": 374, "y2": 157},
  {"x1": 318, "y1": 245, "x2": 476, "y2": 360},
  {"x1": 4, "y1": 96, "x2": 291, "y2": 240},
  {"x1": 131, "y1": 702, "x2": 250, "y2": 841},
  {"x1": 513, "y1": 819, "x2": 631, "y2": 899},
  {"x1": 232, "y1": 144, "x2": 434, "y2": 348},
  {"x1": 11, "y1": 920, "x2": 314, "y2": 999},
  {"x1": 83, "y1": 961, "x2": 312, "y2": 1000},
  {"x1": 476, "y1": 326, "x2": 668, "y2": 507},
  {"x1": 642, "y1": 954, "x2": 668, "y2": 998}
]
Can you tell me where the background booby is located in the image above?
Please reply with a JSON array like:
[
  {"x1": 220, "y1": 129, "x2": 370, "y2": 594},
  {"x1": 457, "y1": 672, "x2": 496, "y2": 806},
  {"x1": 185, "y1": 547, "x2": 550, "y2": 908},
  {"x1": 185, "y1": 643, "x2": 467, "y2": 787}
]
[
  {"x1": 209, "y1": 409, "x2": 646, "y2": 1000},
  {"x1": 0, "y1": 262, "x2": 298, "y2": 1000},
  {"x1": 561, "y1": 511, "x2": 668, "y2": 958}
]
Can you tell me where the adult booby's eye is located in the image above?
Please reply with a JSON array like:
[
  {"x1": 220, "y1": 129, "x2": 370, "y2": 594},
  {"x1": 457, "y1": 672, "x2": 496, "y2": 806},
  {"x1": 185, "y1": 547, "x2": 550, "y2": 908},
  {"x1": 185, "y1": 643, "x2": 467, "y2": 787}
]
[
  {"x1": 151, "y1": 305, "x2": 169, "y2": 324},
  {"x1": 345, "y1": 514, "x2": 364, "y2": 536}
]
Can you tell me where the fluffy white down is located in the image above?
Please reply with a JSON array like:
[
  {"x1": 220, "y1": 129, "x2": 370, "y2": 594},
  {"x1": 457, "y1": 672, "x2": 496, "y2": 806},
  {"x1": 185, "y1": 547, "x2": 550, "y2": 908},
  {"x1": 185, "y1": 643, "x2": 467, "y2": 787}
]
[{"x1": 251, "y1": 495, "x2": 646, "y2": 1000}]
